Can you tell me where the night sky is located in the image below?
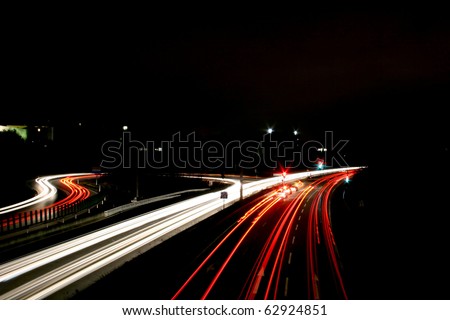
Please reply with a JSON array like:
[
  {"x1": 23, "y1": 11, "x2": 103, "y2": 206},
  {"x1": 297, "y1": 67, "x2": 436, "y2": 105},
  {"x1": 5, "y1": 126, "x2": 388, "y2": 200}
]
[
  {"x1": 3, "y1": 10, "x2": 450, "y2": 168},
  {"x1": 4, "y1": 11, "x2": 450, "y2": 136}
]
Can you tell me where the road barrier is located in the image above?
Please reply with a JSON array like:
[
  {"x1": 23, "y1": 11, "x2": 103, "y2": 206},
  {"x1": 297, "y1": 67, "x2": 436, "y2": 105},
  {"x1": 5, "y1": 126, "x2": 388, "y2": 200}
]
[{"x1": 0, "y1": 193, "x2": 106, "y2": 235}]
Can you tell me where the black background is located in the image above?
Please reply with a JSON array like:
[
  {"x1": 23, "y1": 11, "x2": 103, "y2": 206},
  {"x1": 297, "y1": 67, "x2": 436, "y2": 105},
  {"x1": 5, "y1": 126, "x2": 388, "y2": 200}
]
[{"x1": 2, "y1": 8, "x2": 450, "y2": 299}]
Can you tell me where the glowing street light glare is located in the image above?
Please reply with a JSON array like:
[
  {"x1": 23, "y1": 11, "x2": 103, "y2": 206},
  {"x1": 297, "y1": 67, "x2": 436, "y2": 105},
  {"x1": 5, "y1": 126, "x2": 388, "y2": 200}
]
[
  {"x1": 267, "y1": 128, "x2": 273, "y2": 134},
  {"x1": 122, "y1": 125, "x2": 128, "y2": 131},
  {"x1": 293, "y1": 130, "x2": 298, "y2": 135}
]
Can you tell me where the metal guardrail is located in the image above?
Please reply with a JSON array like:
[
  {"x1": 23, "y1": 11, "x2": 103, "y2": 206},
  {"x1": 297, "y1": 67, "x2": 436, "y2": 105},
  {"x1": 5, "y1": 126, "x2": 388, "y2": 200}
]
[{"x1": 0, "y1": 193, "x2": 106, "y2": 235}]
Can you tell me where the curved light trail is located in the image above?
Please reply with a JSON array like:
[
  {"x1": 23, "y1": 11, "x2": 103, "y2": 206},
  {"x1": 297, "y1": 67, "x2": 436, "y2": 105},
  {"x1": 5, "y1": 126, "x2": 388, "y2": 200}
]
[
  {"x1": 0, "y1": 173, "x2": 96, "y2": 215},
  {"x1": 306, "y1": 172, "x2": 351, "y2": 299},
  {"x1": 49, "y1": 175, "x2": 93, "y2": 208},
  {"x1": 0, "y1": 173, "x2": 100, "y2": 231}
]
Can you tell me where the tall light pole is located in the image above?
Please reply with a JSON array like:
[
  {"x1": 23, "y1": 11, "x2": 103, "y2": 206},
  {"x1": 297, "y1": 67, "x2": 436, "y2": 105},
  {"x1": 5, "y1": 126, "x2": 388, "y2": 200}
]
[
  {"x1": 123, "y1": 125, "x2": 139, "y2": 203},
  {"x1": 263, "y1": 128, "x2": 274, "y2": 176},
  {"x1": 240, "y1": 167, "x2": 243, "y2": 201}
]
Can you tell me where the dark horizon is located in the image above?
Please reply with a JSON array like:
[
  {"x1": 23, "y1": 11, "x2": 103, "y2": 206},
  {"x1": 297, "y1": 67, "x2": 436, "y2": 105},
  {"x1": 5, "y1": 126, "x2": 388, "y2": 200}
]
[
  {"x1": 3, "y1": 11, "x2": 450, "y2": 132},
  {"x1": 3, "y1": 11, "x2": 449, "y2": 174}
]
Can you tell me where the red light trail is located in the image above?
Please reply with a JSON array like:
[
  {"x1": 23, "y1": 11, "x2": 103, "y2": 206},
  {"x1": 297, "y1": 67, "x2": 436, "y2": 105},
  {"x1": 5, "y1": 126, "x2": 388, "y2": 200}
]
[{"x1": 172, "y1": 171, "x2": 356, "y2": 300}]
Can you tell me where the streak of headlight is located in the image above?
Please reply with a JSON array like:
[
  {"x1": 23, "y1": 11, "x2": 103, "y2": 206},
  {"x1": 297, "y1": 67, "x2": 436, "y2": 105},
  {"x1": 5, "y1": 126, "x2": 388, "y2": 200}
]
[
  {"x1": 0, "y1": 173, "x2": 94, "y2": 214},
  {"x1": 0, "y1": 178, "x2": 239, "y2": 284},
  {"x1": 0, "y1": 181, "x2": 242, "y2": 299}
]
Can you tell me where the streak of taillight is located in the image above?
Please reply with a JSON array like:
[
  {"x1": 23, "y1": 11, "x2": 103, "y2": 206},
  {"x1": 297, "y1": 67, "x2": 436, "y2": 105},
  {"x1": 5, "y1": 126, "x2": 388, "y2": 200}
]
[
  {"x1": 200, "y1": 198, "x2": 280, "y2": 299},
  {"x1": 44, "y1": 174, "x2": 94, "y2": 209},
  {"x1": 265, "y1": 187, "x2": 314, "y2": 299},
  {"x1": 320, "y1": 174, "x2": 349, "y2": 299},
  {"x1": 171, "y1": 193, "x2": 280, "y2": 299}
]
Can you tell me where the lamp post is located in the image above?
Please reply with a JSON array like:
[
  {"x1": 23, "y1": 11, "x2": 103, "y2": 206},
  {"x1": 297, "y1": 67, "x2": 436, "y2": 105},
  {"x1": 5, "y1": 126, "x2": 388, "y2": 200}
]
[{"x1": 264, "y1": 128, "x2": 274, "y2": 176}]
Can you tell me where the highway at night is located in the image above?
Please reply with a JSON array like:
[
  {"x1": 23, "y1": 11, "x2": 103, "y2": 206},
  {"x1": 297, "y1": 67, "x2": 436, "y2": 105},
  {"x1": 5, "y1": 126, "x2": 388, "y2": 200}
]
[
  {"x1": 0, "y1": 167, "x2": 362, "y2": 299},
  {"x1": 2, "y1": 11, "x2": 450, "y2": 320}
]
